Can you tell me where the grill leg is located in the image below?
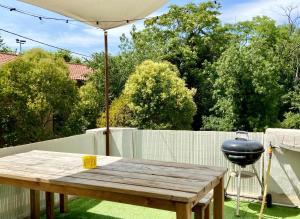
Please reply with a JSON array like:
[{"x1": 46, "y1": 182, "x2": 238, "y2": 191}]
[
  {"x1": 252, "y1": 164, "x2": 264, "y2": 192},
  {"x1": 236, "y1": 166, "x2": 242, "y2": 216},
  {"x1": 225, "y1": 163, "x2": 235, "y2": 194},
  {"x1": 225, "y1": 175, "x2": 231, "y2": 194}
]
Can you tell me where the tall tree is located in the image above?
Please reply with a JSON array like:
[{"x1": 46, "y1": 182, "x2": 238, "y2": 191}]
[
  {"x1": 98, "y1": 61, "x2": 196, "y2": 130},
  {"x1": 77, "y1": 52, "x2": 136, "y2": 129},
  {"x1": 120, "y1": 1, "x2": 230, "y2": 129},
  {"x1": 203, "y1": 16, "x2": 290, "y2": 131}
]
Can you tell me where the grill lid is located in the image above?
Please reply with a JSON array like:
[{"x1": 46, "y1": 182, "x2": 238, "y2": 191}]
[{"x1": 222, "y1": 137, "x2": 264, "y2": 154}]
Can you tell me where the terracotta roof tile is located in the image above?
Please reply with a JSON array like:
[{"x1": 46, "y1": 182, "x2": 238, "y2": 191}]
[
  {"x1": 0, "y1": 53, "x2": 18, "y2": 64},
  {"x1": 67, "y1": 63, "x2": 92, "y2": 81},
  {"x1": 0, "y1": 53, "x2": 92, "y2": 81}
]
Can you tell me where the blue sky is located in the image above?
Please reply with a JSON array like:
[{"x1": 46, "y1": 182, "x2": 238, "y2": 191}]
[{"x1": 0, "y1": 0, "x2": 299, "y2": 57}]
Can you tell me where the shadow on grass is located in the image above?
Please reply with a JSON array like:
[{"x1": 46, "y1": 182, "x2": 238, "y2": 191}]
[
  {"x1": 224, "y1": 200, "x2": 300, "y2": 219},
  {"x1": 224, "y1": 201, "x2": 258, "y2": 219},
  {"x1": 44, "y1": 198, "x2": 122, "y2": 219},
  {"x1": 43, "y1": 198, "x2": 300, "y2": 219},
  {"x1": 248, "y1": 202, "x2": 300, "y2": 218}
]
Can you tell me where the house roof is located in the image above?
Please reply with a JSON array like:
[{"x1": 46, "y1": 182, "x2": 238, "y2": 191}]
[
  {"x1": 0, "y1": 53, "x2": 18, "y2": 63},
  {"x1": 0, "y1": 53, "x2": 92, "y2": 81},
  {"x1": 67, "y1": 63, "x2": 92, "y2": 81}
]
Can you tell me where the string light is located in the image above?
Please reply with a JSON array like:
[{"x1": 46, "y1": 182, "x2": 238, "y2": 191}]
[
  {"x1": 0, "y1": 3, "x2": 155, "y2": 24},
  {"x1": 0, "y1": 28, "x2": 91, "y2": 58}
]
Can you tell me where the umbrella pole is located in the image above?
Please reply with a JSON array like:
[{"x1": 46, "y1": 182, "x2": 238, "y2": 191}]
[{"x1": 104, "y1": 30, "x2": 110, "y2": 156}]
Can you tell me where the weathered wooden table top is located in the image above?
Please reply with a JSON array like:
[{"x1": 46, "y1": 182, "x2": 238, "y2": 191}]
[{"x1": 0, "y1": 150, "x2": 227, "y2": 204}]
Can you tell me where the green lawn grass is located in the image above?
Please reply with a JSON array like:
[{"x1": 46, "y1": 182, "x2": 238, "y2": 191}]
[{"x1": 43, "y1": 198, "x2": 300, "y2": 219}]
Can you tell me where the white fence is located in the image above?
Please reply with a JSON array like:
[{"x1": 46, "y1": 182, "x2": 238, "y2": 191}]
[
  {"x1": 0, "y1": 128, "x2": 299, "y2": 219},
  {"x1": 132, "y1": 130, "x2": 264, "y2": 197}
]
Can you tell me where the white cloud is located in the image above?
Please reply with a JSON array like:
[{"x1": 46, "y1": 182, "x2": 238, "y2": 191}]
[{"x1": 221, "y1": 0, "x2": 300, "y2": 24}]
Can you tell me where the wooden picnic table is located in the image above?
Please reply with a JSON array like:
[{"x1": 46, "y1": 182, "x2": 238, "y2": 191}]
[{"x1": 0, "y1": 150, "x2": 227, "y2": 219}]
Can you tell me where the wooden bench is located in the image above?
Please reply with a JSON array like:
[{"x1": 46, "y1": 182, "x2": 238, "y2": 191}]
[{"x1": 193, "y1": 192, "x2": 213, "y2": 219}]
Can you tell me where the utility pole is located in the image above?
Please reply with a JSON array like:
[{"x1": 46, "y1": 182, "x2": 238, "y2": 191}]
[{"x1": 16, "y1": 39, "x2": 26, "y2": 54}]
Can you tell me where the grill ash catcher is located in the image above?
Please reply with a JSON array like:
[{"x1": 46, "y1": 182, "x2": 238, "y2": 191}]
[{"x1": 221, "y1": 131, "x2": 272, "y2": 216}]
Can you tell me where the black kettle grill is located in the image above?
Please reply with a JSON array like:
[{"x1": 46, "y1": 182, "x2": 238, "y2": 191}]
[
  {"x1": 221, "y1": 131, "x2": 268, "y2": 216},
  {"x1": 222, "y1": 133, "x2": 265, "y2": 167}
]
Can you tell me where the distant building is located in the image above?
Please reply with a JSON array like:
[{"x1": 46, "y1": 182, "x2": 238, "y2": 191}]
[{"x1": 0, "y1": 52, "x2": 93, "y2": 85}]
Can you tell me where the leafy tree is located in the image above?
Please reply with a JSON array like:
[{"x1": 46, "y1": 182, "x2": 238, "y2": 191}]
[
  {"x1": 0, "y1": 35, "x2": 5, "y2": 51},
  {"x1": 203, "y1": 42, "x2": 283, "y2": 131},
  {"x1": 0, "y1": 49, "x2": 78, "y2": 146},
  {"x1": 281, "y1": 112, "x2": 300, "y2": 129},
  {"x1": 55, "y1": 49, "x2": 73, "y2": 62},
  {"x1": 54, "y1": 49, "x2": 82, "y2": 64},
  {"x1": 79, "y1": 52, "x2": 137, "y2": 129},
  {"x1": 97, "y1": 94, "x2": 132, "y2": 128},
  {"x1": 116, "y1": 60, "x2": 196, "y2": 130},
  {"x1": 87, "y1": 52, "x2": 136, "y2": 100},
  {"x1": 120, "y1": 1, "x2": 230, "y2": 129},
  {"x1": 281, "y1": 86, "x2": 300, "y2": 129},
  {"x1": 0, "y1": 35, "x2": 12, "y2": 53},
  {"x1": 75, "y1": 78, "x2": 104, "y2": 129}
]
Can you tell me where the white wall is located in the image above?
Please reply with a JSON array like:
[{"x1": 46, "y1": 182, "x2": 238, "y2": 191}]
[
  {"x1": 86, "y1": 127, "x2": 136, "y2": 158},
  {"x1": 0, "y1": 133, "x2": 96, "y2": 158},
  {"x1": 264, "y1": 128, "x2": 300, "y2": 206}
]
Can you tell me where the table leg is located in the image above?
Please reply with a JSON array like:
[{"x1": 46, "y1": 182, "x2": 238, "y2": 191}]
[
  {"x1": 213, "y1": 178, "x2": 224, "y2": 219},
  {"x1": 46, "y1": 192, "x2": 54, "y2": 219},
  {"x1": 205, "y1": 203, "x2": 211, "y2": 219},
  {"x1": 193, "y1": 205, "x2": 204, "y2": 219},
  {"x1": 30, "y1": 189, "x2": 40, "y2": 219},
  {"x1": 59, "y1": 193, "x2": 68, "y2": 213},
  {"x1": 176, "y1": 202, "x2": 192, "y2": 219}
]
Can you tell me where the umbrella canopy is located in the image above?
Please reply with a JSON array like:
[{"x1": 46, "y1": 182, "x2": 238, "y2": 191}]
[
  {"x1": 20, "y1": 0, "x2": 167, "y2": 30},
  {"x1": 19, "y1": 0, "x2": 168, "y2": 155}
]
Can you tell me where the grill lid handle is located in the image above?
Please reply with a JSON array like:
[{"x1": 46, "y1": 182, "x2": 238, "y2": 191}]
[{"x1": 236, "y1": 131, "x2": 249, "y2": 140}]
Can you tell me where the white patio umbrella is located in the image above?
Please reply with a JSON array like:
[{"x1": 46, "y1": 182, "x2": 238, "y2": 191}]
[{"x1": 20, "y1": 0, "x2": 168, "y2": 155}]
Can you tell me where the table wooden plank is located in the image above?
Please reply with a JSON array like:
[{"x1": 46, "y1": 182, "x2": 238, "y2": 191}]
[
  {"x1": 0, "y1": 152, "x2": 221, "y2": 196},
  {"x1": 23, "y1": 150, "x2": 226, "y2": 174},
  {"x1": 0, "y1": 161, "x2": 206, "y2": 189},
  {"x1": 0, "y1": 150, "x2": 226, "y2": 205},
  {"x1": 0, "y1": 158, "x2": 217, "y2": 184},
  {"x1": 6, "y1": 150, "x2": 226, "y2": 177},
  {"x1": 0, "y1": 175, "x2": 178, "y2": 211},
  {"x1": 0, "y1": 162, "x2": 211, "y2": 194},
  {"x1": 0, "y1": 168, "x2": 197, "y2": 202},
  {"x1": 1, "y1": 155, "x2": 221, "y2": 180}
]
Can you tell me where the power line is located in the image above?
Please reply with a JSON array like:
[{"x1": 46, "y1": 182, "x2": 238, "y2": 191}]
[
  {"x1": 0, "y1": 3, "x2": 156, "y2": 25},
  {"x1": 0, "y1": 28, "x2": 91, "y2": 58}
]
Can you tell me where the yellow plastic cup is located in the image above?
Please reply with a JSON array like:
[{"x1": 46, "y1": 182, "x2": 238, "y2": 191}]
[{"x1": 82, "y1": 155, "x2": 97, "y2": 169}]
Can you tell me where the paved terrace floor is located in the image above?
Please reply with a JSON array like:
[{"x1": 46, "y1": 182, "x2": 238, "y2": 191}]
[{"x1": 42, "y1": 198, "x2": 300, "y2": 219}]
